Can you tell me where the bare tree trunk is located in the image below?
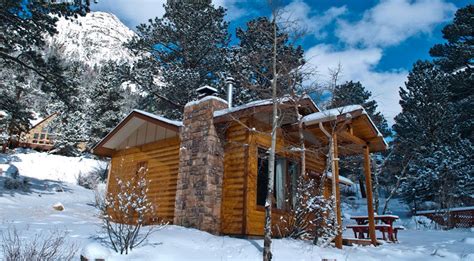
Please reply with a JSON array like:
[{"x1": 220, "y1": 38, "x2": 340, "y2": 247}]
[
  {"x1": 382, "y1": 158, "x2": 411, "y2": 214},
  {"x1": 263, "y1": 13, "x2": 278, "y2": 261}
]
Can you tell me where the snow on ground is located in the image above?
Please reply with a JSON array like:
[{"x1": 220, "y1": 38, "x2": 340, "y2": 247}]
[
  {"x1": 1, "y1": 151, "x2": 473, "y2": 260},
  {"x1": 9, "y1": 150, "x2": 107, "y2": 184}
]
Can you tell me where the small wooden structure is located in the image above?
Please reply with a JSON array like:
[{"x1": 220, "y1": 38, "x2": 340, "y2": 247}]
[
  {"x1": 416, "y1": 206, "x2": 474, "y2": 228},
  {"x1": 21, "y1": 113, "x2": 57, "y2": 151},
  {"x1": 93, "y1": 92, "x2": 388, "y2": 248}
]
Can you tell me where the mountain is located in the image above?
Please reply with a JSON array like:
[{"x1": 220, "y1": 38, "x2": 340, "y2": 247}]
[{"x1": 45, "y1": 12, "x2": 136, "y2": 67}]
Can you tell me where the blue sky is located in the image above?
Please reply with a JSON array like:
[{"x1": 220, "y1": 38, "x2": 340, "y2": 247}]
[{"x1": 91, "y1": 0, "x2": 470, "y2": 124}]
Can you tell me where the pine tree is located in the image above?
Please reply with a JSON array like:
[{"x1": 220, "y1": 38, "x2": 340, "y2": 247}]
[
  {"x1": 430, "y1": 4, "x2": 473, "y2": 141},
  {"x1": 87, "y1": 61, "x2": 129, "y2": 147},
  {"x1": 1, "y1": 0, "x2": 90, "y2": 84},
  {"x1": 230, "y1": 17, "x2": 305, "y2": 104},
  {"x1": 429, "y1": 5, "x2": 473, "y2": 72},
  {"x1": 0, "y1": 71, "x2": 35, "y2": 150},
  {"x1": 391, "y1": 61, "x2": 473, "y2": 209},
  {"x1": 45, "y1": 59, "x2": 89, "y2": 156},
  {"x1": 126, "y1": 1, "x2": 230, "y2": 119},
  {"x1": 331, "y1": 81, "x2": 391, "y2": 136}
]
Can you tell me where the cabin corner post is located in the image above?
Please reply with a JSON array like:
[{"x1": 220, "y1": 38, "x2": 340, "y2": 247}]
[
  {"x1": 363, "y1": 145, "x2": 377, "y2": 245},
  {"x1": 333, "y1": 134, "x2": 343, "y2": 249}
]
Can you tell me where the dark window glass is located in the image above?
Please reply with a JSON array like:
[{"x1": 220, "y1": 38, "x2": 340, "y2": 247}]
[
  {"x1": 256, "y1": 148, "x2": 290, "y2": 209},
  {"x1": 288, "y1": 161, "x2": 300, "y2": 209},
  {"x1": 257, "y1": 149, "x2": 269, "y2": 207},
  {"x1": 40, "y1": 133, "x2": 46, "y2": 140},
  {"x1": 33, "y1": 133, "x2": 39, "y2": 139}
]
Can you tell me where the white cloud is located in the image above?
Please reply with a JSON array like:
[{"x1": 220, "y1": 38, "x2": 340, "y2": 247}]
[
  {"x1": 213, "y1": 0, "x2": 251, "y2": 21},
  {"x1": 305, "y1": 44, "x2": 408, "y2": 124},
  {"x1": 336, "y1": 0, "x2": 456, "y2": 47},
  {"x1": 281, "y1": 0, "x2": 347, "y2": 39}
]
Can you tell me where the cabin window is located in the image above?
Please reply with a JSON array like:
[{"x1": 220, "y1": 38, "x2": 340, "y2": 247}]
[
  {"x1": 33, "y1": 133, "x2": 39, "y2": 139},
  {"x1": 40, "y1": 133, "x2": 46, "y2": 140},
  {"x1": 256, "y1": 148, "x2": 297, "y2": 210}
]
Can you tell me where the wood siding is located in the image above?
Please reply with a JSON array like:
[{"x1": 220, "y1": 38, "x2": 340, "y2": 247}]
[
  {"x1": 221, "y1": 122, "x2": 248, "y2": 235},
  {"x1": 220, "y1": 119, "x2": 331, "y2": 237},
  {"x1": 107, "y1": 137, "x2": 180, "y2": 223}
]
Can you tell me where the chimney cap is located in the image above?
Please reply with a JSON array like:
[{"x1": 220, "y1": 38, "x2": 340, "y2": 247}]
[{"x1": 196, "y1": 85, "x2": 218, "y2": 97}]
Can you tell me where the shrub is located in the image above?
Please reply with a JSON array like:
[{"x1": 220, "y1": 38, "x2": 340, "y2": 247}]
[
  {"x1": 77, "y1": 165, "x2": 108, "y2": 190},
  {"x1": 94, "y1": 166, "x2": 166, "y2": 254},
  {"x1": 1, "y1": 227, "x2": 77, "y2": 261},
  {"x1": 3, "y1": 177, "x2": 30, "y2": 191}
]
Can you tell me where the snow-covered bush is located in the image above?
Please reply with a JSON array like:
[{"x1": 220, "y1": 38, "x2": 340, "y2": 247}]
[
  {"x1": 77, "y1": 165, "x2": 108, "y2": 189},
  {"x1": 3, "y1": 177, "x2": 30, "y2": 191},
  {"x1": 94, "y1": 166, "x2": 165, "y2": 254},
  {"x1": 280, "y1": 174, "x2": 338, "y2": 246},
  {"x1": 1, "y1": 227, "x2": 77, "y2": 261}
]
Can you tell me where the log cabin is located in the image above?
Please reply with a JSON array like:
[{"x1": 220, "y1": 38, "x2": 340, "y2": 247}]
[{"x1": 92, "y1": 85, "x2": 387, "y2": 248}]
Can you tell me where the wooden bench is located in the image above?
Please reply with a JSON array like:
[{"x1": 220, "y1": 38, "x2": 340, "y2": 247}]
[
  {"x1": 393, "y1": 226, "x2": 405, "y2": 241},
  {"x1": 346, "y1": 224, "x2": 393, "y2": 241}
]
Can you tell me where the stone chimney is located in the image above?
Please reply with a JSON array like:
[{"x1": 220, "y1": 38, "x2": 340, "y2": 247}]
[{"x1": 174, "y1": 86, "x2": 228, "y2": 234}]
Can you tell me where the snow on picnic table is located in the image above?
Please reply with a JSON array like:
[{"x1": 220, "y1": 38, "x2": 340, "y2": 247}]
[{"x1": 0, "y1": 152, "x2": 473, "y2": 260}]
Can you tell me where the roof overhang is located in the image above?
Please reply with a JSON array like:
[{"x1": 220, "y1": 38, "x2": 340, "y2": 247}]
[
  {"x1": 92, "y1": 110, "x2": 182, "y2": 157},
  {"x1": 290, "y1": 105, "x2": 388, "y2": 154}
]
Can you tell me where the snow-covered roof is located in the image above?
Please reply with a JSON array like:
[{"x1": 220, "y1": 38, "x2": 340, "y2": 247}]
[
  {"x1": 301, "y1": 105, "x2": 364, "y2": 125},
  {"x1": 416, "y1": 206, "x2": 474, "y2": 214},
  {"x1": 214, "y1": 94, "x2": 318, "y2": 118},
  {"x1": 196, "y1": 85, "x2": 218, "y2": 93},
  {"x1": 302, "y1": 105, "x2": 388, "y2": 151},
  {"x1": 326, "y1": 172, "x2": 355, "y2": 186},
  {"x1": 29, "y1": 111, "x2": 45, "y2": 127},
  {"x1": 133, "y1": 109, "x2": 182, "y2": 127},
  {"x1": 185, "y1": 95, "x2": 228, "y2": 107}
]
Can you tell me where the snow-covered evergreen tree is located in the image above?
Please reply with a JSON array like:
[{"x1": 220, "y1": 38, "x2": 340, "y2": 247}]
[
  {"x1": 0, "y1": 70, "x2": 36, "y2": 150},
  {"x1": 126, "y1": 1, "x2": 230, "y2": 119},
  {"x1": 430, "y1": 4, "x2": 473, "y2": 141},
  {"x1": 87, "y1": 61, "x2": 130, "y2": 148},
  {"x1": 392, "y1": 60, "x2": 472, "y2": 209},
  {"x1": 230, "y1": 17, "x2": 305, "y2": 104},
  {"x1": 1, "y1": 0, "x2": 90, "y2": 87},
  {"x1": 44, "y1": 59, "x2": 89, "y2": 156}
]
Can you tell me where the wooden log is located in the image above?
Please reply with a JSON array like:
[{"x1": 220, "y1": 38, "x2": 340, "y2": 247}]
[{"x1": 363, "y1": 146, "x2": 377, "y2": 245}]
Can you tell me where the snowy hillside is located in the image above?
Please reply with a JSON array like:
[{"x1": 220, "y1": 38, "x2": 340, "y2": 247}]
[
  {"x1": 45, "y1": 12, "x2": 136, "y2": 67},
  {"x1": 11, "y1": 151, "x2": 107, "y2": 184}
]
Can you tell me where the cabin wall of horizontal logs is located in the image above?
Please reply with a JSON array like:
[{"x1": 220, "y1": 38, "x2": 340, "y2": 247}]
[{"x1": 107, "y1": 137, "x2": 180, "y2": 224}]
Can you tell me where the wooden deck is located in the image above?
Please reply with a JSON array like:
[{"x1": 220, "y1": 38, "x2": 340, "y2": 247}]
[{"x1": 342, "y1": 238, "x2": 377, "y2": 246}]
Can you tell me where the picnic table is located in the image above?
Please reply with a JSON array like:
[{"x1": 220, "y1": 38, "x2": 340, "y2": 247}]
[{"x1": 347, "y1": 215, "x2": 404, "y2": 242}]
